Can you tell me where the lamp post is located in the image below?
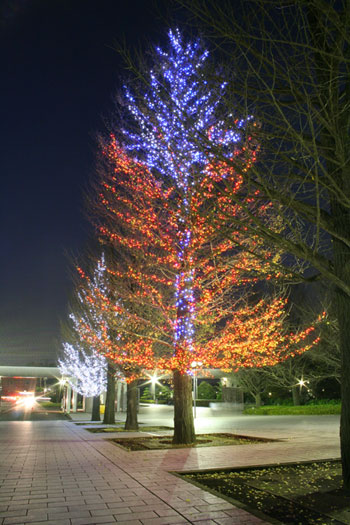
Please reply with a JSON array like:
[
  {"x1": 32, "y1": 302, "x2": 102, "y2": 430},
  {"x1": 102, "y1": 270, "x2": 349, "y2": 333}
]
[
  {"x1": 191, "y1": 361, "x2": 202, "y2": 418},
  {"x1": 150, "y1": 374, "x2": 158, "y2": 402}
]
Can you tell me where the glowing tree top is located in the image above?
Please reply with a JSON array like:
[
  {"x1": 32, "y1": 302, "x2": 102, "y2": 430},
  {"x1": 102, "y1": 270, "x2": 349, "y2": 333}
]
[
  {"x1": 73, "y1": 253, "x2": 111, "y2": 344},
  {"x1": 58, "y1": 343, "x2": 107, "y2": 398},
  {"x1": 124, "y1": 29, "x2": 245, "y2": 189},
  {"x1": 123, "y1": 29, "x2": 255, "y2": 358}
]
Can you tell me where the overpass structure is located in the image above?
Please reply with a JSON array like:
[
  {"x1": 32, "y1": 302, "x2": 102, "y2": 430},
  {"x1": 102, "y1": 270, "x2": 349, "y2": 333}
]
[
  {"x1": 0, "y1": 366, "x2": 82, "y2": 413},
  {"x1": 0, "y1": 366, "x2": 242, "y2": 415},
  {"x1": 0, "y1": 365, "x2": 127, "y2": 415},
  {"x1": 0, "y1": 366, "x2": 62, "y2": 378}
]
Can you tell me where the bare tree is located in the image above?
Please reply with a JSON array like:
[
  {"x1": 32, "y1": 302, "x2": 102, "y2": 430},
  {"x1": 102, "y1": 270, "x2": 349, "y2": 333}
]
[
  {"x1": 179, "y1": 0, "x2": 350, "y2": 490},
  {"x1": 307, "y1": 309, "x2": 341, "y2": 385},
  {"x1": 236, "y1": 368, "x2": 270, "y2": 407},
  {"x1": 265, "y1": 356, "x2": 311, "y2": 406}
]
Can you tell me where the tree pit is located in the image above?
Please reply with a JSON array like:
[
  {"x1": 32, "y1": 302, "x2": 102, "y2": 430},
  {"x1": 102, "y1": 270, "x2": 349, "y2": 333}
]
[
  {"x1": 109, "y1": 433, "x2": 274, "y2": 451},
  {"x1": 181, "y1": 460, "x2": 349, "y2": 524}
]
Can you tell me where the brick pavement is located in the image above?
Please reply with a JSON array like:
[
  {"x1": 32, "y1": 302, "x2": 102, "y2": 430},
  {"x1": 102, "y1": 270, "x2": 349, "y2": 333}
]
[{"x1": 0, "y1": 414, "x2": 340, "y2": 525}]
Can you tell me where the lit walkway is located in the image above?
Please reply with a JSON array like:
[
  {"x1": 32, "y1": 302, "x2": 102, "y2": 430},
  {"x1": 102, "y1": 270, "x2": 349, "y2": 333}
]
[{"x1": 0, "y1": 410, "x2": 340, "y2": 525}]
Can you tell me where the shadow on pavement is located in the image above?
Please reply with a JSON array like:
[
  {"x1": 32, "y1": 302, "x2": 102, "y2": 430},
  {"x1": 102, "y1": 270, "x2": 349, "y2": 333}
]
[{"x1": 0, "y1": 407, "x2": 69, "y2": 421}]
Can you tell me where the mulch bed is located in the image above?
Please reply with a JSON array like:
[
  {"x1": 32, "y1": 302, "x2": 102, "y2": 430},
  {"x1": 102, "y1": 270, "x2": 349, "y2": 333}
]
[
  {"x1": 109, "y1": 433, "x2": 273, "y2": 451},
  {"x1": 182, "y1": 460, "x2": 350, "y2": 524}
]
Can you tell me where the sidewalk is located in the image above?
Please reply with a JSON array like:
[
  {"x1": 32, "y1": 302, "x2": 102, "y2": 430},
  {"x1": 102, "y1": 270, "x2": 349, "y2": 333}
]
[{"x1": 0, "y1": 408, "x2": 340, "y2": 525}]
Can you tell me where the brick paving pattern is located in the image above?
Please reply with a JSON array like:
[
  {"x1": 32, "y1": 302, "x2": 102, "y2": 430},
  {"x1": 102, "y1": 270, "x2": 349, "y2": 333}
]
[{"x1": 0, "y1": 412, "x2": 340, "y2": 524}]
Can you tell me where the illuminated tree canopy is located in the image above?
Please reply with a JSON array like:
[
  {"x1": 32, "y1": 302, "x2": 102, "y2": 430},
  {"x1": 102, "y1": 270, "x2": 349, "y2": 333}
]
[
  {"x1": 89, "y1": 29, "x2": 320, "y2": 443},
  {"x1": 74, "y1": 254, "x2": 155, "y2": 383},
  {"x1": 96, "y1": 145, "x2": 319, "y2": 374},
  {"x1": 58, "y1": 342, "x2": 107, "y2": 398}
]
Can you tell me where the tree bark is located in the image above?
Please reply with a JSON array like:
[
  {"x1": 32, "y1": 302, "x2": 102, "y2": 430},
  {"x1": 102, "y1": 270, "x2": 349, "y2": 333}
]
[
  {"x1": 103, "y1": 361, "x2": 116, "y2": 425},
  {"x1": 254, "y1": 392, "x2": 262, "y2": 408},
  {"x1": 292, "y1": 386, "x2": 301, "y2": 406},
  {"x1": 172, "y1": 370, "x2": 195, "y2": 445},
  {"x1": 124, "y1": 380, "x2": 139, "y2": 431},
  {"x1": 312, "y1": 0, "x2": 350, "y2": 483},
  {"x1": 91, "y1": 395, "x2": 101, "y2": 421},
  {"x1": 335, "y1": 287, "x2": 350, "y2": 492},
  {"x1": 333, "y1": 230, "x2": 350, "y2": 492}
]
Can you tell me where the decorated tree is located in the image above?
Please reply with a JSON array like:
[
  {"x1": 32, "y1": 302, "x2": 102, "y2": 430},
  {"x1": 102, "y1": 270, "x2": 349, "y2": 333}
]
[
  {"x1": 89, "y1": 29, "x2": 321, "y2": 443},
  {"x1": 94, "y1": 144, "x2": 320, "y2": 441},
  {"x1": 205, "y1": 297, "x2": 320, "y2": 371},
  {"x1": 74, "y1": 254, "x2": 154, "y2": 430},
  {"x1": 95, "y1": 30, "x2": 273, "y2": 444},
  {"x1": 72, "y1": 254, "x2": 117, "y2": 425},
  {"x1": 88, "y1": 30, "x2": 321, "y2": 444},
  {"x1": 58, "y1": 343, "x2": 106, "y2": 421}
]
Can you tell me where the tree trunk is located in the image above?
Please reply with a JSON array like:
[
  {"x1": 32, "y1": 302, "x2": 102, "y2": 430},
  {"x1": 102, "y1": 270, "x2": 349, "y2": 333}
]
[
  {"x1": 124, "y1": 380, "x2": 139, "y2": 431},
  {"x1": 91, "y1": 395, "x2": 101, "y2": 421},
  {"x1": 333, "y1": 272, "x2": 350, "y2": 492},
  {"x1": 331, "y1": 196, "x2": 350, "y2": 491},
  {"x1": 309, "y1": 6, "x2": 350, "y2": 491},
  {"x1": 335, "y1": 288, "x2": 350, "y2": 492},
  {"x1": 254, "y1": 392, "x2": 262, "y2": 408},
  {"x1": 172, "y1": 370, "x2": 195, "y2": 445},
  {"x1": 103, "y1": 361, "x2": 116, "y2": 425},
  {"x1": 292, "y1": 386, "x2": 301, "y2": 406}
]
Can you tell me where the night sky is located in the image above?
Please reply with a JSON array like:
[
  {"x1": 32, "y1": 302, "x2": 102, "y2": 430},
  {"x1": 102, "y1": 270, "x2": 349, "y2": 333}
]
[{"x1": 0, "y1": 0, "x2": 172, "y2": 366}]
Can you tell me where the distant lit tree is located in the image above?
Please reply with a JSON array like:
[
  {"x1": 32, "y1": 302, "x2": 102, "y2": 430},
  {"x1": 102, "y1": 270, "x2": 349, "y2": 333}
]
[
  {"x1": 58, "y1": 343, "x2": 106, "y2": 421},
  {"x1": 74, "y1": 254, "x2": 152, "y2": 430}
]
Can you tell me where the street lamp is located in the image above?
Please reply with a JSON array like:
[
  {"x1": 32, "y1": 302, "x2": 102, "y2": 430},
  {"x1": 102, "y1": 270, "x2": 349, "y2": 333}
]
[
  {"x1": 297, "y1": 377, "x2": 309, "y2": 390},
  {"x1": 191, "y1": 361, "x2": 202, "y2": 418},
  {"x1": 150, "y1": 373, "x2": 158, "y2": 401}
]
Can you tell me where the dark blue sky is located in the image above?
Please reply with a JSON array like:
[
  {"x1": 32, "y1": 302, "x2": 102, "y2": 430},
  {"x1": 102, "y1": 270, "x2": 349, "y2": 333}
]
[{"x1": 0, "y1": 0, "x2": 172, "y2": 365}]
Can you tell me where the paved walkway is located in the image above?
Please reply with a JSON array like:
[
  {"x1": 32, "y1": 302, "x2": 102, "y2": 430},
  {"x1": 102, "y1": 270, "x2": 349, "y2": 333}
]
[{"x1": 0, "y1": 409, "x2": 340, "y2": 525}]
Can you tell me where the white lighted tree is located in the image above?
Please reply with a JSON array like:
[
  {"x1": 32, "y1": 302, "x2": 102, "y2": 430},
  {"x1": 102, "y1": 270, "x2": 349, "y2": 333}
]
[{"x1": 59, "y1": 342, "x2": 107, "y2": 421}]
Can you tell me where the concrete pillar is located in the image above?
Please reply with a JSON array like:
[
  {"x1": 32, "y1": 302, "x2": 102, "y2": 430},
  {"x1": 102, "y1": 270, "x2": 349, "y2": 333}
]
[
  {"x1": 72, "y1": 389, "x2": 78, "y2": 412},
  {"x1": 66, "y1": 384, "x2": 72, "y2": 414}
]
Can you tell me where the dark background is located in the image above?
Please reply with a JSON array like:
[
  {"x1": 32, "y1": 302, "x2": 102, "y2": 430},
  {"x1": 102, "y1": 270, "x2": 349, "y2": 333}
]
[{"x1": 0, "y1": 0, "x2": 172, "y2": 365}]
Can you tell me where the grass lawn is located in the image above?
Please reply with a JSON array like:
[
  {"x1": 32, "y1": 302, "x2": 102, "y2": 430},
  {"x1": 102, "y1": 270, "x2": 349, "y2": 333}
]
[
  {"x1": 39, "y1": 401, "x2": 62, "y2": 409},
  {"x1": 244, "y1": 403, "x2": 341, "y2": 415}
]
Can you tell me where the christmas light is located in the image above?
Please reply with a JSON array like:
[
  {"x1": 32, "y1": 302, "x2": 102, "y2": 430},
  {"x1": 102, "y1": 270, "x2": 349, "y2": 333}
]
[
  {"x1": 69, "y1": 254, "x2": 155, "y2": 383},
  {"x1": 89, "y1": 31, "x2": 320, "y2": 381},
  {"x1": 122, "y1": 29, "x2": 257, "y2": 361},
  {"x1": 58, "y1": 343, "x2": 107, "y2": 397}
]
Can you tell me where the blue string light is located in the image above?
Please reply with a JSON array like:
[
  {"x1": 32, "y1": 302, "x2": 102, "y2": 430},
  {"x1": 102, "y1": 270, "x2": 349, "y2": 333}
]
[{"x1": 123, "y1": 29, "x2": 250, "y2": 355}]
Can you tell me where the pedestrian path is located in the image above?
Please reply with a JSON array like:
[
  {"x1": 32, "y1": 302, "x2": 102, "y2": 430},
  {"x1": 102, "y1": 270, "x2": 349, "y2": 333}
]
[{"x1": 0, "y1": 413, "x2": 340, "y2": 525}]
